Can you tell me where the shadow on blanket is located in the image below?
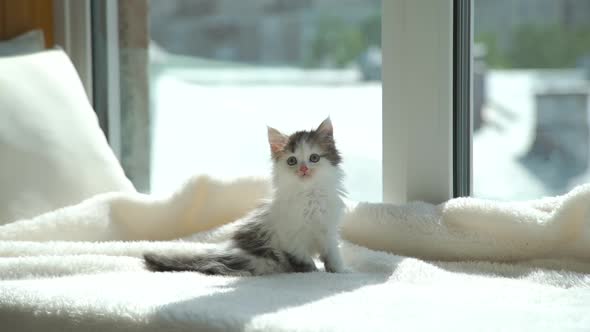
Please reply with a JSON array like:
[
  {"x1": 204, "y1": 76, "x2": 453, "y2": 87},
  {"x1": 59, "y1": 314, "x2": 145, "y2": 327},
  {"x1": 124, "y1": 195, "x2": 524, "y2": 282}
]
[
  {"x1": 149, "y1": 271, "x2": 391, "y2": 327},
  {"x1": 0, "y1": 270, "x2": 393, "y2": 331}
]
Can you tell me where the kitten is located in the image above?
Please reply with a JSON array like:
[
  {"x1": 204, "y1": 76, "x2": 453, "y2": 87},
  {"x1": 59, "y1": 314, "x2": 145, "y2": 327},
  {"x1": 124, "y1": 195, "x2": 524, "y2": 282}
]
[{"x1": 143, "y1": 117, "x2": 347, "y2": 276}]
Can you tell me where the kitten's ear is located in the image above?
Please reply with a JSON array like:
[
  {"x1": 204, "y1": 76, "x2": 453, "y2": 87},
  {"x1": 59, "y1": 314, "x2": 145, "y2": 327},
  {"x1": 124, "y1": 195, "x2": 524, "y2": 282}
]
[
  {"x1": 267, "y1": 126, "x2": 288, "y2": 154},
  {"x1": 316, "y1": 117, "x2": 333, "y2": 137}
]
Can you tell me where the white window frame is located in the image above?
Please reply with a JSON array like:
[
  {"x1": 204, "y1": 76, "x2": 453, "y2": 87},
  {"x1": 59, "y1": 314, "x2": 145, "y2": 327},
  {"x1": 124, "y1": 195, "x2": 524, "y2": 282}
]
[
  {"x1": 54, "y1": 0, "x2": 122, "y2": 159},
  {"x1": 382, "y1": 0, "x2": 455, "y2": 204},
  {"x1": 53, "y1": 0, "x2": 93, "y2": 102}
]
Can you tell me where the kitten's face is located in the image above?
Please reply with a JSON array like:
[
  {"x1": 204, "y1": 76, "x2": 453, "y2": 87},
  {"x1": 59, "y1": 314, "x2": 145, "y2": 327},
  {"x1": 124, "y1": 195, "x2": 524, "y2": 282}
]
[{"x1": 267, "y1": 118, "x2": 341, "y2": 185}]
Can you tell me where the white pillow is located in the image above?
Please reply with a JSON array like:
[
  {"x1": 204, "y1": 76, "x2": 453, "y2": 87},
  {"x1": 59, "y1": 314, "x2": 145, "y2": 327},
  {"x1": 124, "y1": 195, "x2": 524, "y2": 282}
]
[
  {"x1": 0, "y1": 49, "x2": 136, "y2": 224},
  {"x1": 0, "y1": 30, "x2": 45, "y2": 56}
]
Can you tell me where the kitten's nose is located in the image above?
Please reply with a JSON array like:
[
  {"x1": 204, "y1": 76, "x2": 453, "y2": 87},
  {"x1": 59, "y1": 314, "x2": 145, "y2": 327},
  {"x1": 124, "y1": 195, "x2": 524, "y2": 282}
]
[{"x1": 299, "y1": 164, "x2": 309, "y2": 173}]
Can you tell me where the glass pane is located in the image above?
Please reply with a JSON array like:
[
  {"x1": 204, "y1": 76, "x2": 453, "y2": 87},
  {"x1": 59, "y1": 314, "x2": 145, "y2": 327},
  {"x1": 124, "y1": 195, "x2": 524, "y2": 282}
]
[
  {"x1": 473, "y1": 0, "x2": 590, "y2": 200},
  {"x1": 142, "y1": 0, "x2": 382, "y2": 201}
]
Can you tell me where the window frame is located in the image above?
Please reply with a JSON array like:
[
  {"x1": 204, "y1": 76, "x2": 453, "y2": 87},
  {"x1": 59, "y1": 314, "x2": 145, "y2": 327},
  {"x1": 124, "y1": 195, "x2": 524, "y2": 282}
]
[
  {"x1": 53, "y1": 0, "x2": 93, "y2": 103},
  {"x1": 90, "y1": 0, "x2": 122, "y2": 159},
  {"x1": 452, "y1": 0, "x2": 473, "y2": 198},
  {"x1": 383, "y1": 0, "x2": 467, "y2": 204}
]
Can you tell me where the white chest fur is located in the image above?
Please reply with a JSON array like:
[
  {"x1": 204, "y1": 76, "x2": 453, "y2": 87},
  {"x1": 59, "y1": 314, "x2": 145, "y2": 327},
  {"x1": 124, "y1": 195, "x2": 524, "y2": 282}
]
[{"x1": 269, "y1": 187, "x2": 344, "y2": 256}]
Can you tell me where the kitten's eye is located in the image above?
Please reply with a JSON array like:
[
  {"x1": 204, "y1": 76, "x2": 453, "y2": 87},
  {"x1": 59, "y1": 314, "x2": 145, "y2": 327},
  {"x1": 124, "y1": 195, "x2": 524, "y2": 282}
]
[
  {"x1": 286, "y1": 156, "x2": 298, "y2": 166},
  {"x1": 309, "y1": 153, "x2": 320, "y2": 163}
]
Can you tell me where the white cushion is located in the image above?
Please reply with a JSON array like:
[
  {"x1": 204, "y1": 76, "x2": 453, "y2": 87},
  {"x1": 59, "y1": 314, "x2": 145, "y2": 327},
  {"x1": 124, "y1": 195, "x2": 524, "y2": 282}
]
[
  {"x1": 0, "y1": 49, "x2": 135, "y2": 224},
  {"x1": 0, "y1": 30, "x2": 45, "y2": 56}
]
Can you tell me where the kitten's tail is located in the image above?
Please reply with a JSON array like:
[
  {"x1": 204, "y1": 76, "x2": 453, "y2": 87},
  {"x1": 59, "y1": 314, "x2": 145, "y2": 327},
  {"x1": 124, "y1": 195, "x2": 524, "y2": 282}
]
[{"x1": 143, "y1": 248, "x2": 277, "y2": 276}]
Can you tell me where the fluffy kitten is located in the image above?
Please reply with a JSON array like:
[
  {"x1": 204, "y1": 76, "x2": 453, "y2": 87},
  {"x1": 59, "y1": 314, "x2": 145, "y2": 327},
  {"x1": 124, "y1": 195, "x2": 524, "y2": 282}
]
[{"x1": 143, "y1": 118, "x2": 347, "y2": 276}]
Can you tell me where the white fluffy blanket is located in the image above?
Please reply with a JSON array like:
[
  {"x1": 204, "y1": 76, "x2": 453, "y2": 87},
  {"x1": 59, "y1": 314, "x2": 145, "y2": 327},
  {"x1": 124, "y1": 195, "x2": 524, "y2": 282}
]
[{"x1": 1, "y1": 175, "x2": 590, "y2": 331}]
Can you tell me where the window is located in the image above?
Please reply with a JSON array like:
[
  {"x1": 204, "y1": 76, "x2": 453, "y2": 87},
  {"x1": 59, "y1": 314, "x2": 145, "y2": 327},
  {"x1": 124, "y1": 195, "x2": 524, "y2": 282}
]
[
  {"x1": 87, "y1": 0, "x2": 457, "y2": 205},
  {"x1": 98, "y1": 0, "x2": 383, "y2": 202},
  {"x1": 54, "y1": 2, "x2": 558, "y2": 206},
  {"x1": 473, "y1": 0, "x2": 590, "y2": 200}
]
